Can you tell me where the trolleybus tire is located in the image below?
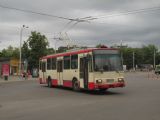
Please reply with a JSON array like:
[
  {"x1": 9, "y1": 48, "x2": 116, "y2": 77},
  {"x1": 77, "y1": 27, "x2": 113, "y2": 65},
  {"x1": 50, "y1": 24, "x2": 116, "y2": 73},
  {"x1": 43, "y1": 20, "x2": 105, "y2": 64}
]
[{"x1": 72, "y1": 79, "x2": 80, "y2": 91}]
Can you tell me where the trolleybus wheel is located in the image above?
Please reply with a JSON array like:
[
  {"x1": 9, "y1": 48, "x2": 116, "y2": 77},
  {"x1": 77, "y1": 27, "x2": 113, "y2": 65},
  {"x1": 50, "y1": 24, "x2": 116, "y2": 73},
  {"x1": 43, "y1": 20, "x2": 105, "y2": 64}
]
[{"x1": 73, "y1": 79, "x2": 80, "y2": 91}]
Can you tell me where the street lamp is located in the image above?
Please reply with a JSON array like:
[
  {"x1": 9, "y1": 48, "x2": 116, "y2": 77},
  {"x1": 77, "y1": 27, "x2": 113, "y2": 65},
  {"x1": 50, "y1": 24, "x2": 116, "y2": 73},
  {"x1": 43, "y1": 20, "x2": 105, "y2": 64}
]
[{"x1": 19, "y1": 25, "x2": 29, "y2": 76}]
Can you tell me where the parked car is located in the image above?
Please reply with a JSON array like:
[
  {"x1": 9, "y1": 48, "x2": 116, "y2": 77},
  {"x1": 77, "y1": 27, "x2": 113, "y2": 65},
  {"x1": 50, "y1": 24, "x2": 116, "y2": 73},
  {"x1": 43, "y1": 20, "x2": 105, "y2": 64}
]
[
  {"x1": 155, "y1": 65, "x2": 160, "y2": 74},
  {"x1": 138, "y1": 64, "x2": 153, "y2": 71}
]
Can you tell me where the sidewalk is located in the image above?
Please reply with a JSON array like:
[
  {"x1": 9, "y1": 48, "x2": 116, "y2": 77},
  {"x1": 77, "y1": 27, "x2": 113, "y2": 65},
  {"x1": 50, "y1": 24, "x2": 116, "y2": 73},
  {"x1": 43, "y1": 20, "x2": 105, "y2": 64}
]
[{"x1": 0, "y1": 75, "x2": 38, "y2": 83}]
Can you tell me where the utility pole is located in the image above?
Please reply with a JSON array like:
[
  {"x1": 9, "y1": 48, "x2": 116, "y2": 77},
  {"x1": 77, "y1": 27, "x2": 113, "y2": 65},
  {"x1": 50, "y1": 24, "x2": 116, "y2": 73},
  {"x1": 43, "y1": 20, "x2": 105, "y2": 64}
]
[
  {"x1": 133, "y1": 51, "x2": 135, "y2": 71},
  {"x1": 120, "y1": 40, "x2": 123, "y2": 67},
  {"x1": 19, "y1": 25, "x2": 28, "y2": 76},
  {"x1": 154, "y1": 49, "x2": 156, "y2": 69}
]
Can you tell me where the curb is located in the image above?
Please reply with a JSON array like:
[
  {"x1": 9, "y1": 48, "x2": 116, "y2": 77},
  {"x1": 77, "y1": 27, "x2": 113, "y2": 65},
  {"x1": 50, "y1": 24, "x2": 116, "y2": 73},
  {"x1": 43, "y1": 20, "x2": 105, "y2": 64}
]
[{"x1": 0, "y1": 78, "x2": 38, "y2": 84}]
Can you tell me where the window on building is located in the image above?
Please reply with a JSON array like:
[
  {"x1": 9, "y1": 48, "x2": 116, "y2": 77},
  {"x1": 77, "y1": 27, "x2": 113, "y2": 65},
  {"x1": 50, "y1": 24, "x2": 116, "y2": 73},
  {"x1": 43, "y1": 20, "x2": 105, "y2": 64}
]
[
  {"x1": 71, "y1": 55, "x2": 78, "y2": 69},
  {"x1": 64, "y1": 56, "x2": 70, "y2": 69}
]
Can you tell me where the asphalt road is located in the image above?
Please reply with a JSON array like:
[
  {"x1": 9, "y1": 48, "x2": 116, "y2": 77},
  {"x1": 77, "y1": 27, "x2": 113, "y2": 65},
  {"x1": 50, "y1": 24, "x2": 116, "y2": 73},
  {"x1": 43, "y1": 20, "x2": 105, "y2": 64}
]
[{"x1": 0, "y1": 72, "x2": 160, "y2": 120}]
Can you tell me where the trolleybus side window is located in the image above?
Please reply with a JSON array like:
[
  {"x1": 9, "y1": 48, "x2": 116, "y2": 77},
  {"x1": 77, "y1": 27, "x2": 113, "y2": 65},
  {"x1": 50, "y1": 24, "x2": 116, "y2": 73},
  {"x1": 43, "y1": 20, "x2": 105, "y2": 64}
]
[
  {"x1": 42, "y1": 62, "x2": 46, "y2": 72},
  {"x1": 71, "y1": 55, "x2": 78, "y2": 69},
  {"x1": 52, "y1": 58, "x2": 56, "y2": 70},
  {"x1": 47, "y1": 58, "x2": 52, "y2": 70},
  {"x1": 87, "y1": 55, "x2": 93, "y2": 72},
  {"x1": 64, "y1": 56, "x2": 70, "y2": 69}
]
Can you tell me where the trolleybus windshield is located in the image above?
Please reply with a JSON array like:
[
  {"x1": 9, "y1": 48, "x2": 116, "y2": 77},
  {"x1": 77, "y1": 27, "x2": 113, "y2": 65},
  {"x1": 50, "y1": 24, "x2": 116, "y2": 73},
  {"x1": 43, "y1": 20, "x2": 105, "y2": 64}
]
[{"x1": 93, "y1": 50, "x2": 122, "y2": 72}]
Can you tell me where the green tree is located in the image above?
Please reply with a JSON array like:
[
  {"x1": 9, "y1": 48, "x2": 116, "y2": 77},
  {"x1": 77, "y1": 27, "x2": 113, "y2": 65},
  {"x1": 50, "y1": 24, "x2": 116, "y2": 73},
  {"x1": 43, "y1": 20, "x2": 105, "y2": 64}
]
[
  {"x1": 22, "y1": 41, "x2": 30, "y2": 59},
  {"x1": 12, "y1": 48, "x2": 19, "y2": 58},
  {"x1": 134, "y1": 48, "x2": 144, "y2": 66},
  {"x1": 121, "y1": 44, "x2": 159, "y2": 69},
  {"x1": 0, "y1": 51, "x2": 3, "y2": 57},
  {"x1": 57, "y1": 46, "x2": 67, "y2": 53},
  {"x1": 47, "y1": 48, "x2": 55, "y2": 54},
  {"x1": 141, "y1": 45, "x2": 158, "y2": 65},
  {"x1": 121, "y1": 47, "x2": 134, "y2": 69},
  {"x1": 157, "y1": 51, "x2": 160, "y2": 65},
  {"x1": 1, "y1": 46, "x2": 19, "y2": 58},
  {"x1": 2, "y1": 46, "x2": 13, "y2": 57},
  {"x1": 26, "y1": 31, "x2": 49, "y2": 70}
]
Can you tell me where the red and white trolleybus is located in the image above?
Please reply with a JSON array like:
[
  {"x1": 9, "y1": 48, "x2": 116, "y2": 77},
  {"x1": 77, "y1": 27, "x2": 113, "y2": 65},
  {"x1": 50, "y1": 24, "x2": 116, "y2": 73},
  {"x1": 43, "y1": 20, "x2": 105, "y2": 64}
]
[{"x1": 39, "y1": 47, "x2": 125, "y2": 91}]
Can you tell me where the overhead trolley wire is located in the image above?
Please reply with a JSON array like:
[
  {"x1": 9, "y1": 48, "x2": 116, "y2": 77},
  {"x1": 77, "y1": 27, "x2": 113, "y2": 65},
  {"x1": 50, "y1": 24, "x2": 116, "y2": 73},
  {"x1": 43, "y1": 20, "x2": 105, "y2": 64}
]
[
  {"x1": 1, "y1": 4, "x2": 160, "y2": 21},
  {"x1": 1, "y1": 4, "x2": 160, "y2": 31},
  {"x1": 0, "y1": 4, "x2": 75, "y2": 21},
  {"x1": 90, "y1": 5, "x2": 160, "y2": 19}
]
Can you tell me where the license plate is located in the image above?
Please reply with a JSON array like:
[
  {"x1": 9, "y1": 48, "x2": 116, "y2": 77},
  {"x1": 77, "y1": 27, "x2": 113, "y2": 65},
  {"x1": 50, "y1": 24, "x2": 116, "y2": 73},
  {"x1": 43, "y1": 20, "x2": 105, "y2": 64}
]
[{"x1": 107, "y1": 79, "x2": 114, "y2": 83}]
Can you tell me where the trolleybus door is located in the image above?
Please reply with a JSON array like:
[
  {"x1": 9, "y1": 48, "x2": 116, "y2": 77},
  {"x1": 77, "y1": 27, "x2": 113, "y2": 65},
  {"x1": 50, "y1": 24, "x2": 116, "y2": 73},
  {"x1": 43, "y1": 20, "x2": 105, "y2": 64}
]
[
  {"x1": 42, "y1": 61, "x2": 47, "y2": 83},
  {"x1": 57, "y1": 60, "x2": 63, "y2": 85},
  {"x1": 80, "y1": 57, "x2": 89, "y2": 89}
]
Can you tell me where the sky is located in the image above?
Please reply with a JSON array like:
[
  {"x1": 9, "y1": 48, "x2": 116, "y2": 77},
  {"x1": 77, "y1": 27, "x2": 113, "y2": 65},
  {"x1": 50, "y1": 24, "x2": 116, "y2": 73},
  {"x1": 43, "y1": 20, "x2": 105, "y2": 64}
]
[{"x1": 0, "y1": 0, "x2": 160, "y2": 50}]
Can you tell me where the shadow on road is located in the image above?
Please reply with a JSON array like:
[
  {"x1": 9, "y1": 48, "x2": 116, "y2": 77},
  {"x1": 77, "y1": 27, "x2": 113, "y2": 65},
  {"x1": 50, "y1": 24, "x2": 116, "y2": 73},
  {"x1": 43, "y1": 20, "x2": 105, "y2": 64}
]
[
  {"x1": 41, "y1": 85, "x2": 123, "y2": 96},
  {"x1": 82, "y1": 90, "x2": 123, "y2": 96}
]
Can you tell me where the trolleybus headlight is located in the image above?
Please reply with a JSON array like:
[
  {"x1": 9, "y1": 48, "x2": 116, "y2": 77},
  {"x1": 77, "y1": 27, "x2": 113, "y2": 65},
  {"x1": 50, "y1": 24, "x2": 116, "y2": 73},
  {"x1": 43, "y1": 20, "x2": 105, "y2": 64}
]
[
  {"x1": 96, "y1": 79, "x2": 102, "y2": 83},
  {"x1": 118, "y1": 78, "x2": 124, "y2": 82}
]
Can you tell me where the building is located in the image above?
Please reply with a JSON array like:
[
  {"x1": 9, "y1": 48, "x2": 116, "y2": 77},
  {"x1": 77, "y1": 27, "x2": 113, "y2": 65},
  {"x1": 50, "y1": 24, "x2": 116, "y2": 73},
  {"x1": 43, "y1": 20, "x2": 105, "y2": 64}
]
[
  {"x1": 0, "y1": 58, "x2": 10, "y2": 76},
  {"x1": 10, "y1": 58, "x2": 19, "y2": 75},
  {"x1": 0, "y1": 57, "x2": 19, "y2": 76}
]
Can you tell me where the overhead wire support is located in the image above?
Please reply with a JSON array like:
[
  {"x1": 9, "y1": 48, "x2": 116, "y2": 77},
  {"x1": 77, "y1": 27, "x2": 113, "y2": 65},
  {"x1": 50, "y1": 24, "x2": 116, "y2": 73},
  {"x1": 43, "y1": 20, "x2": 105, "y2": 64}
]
[{"x1": 61, "y1": 16, "x2": 97, "y2": 32}]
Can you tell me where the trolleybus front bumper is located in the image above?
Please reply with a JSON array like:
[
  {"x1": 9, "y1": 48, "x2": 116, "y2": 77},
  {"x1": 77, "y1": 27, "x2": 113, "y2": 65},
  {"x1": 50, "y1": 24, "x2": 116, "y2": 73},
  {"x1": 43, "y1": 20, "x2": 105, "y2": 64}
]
[{"x1": 88, "y1": 82, "x2": 125, "y2": 90}]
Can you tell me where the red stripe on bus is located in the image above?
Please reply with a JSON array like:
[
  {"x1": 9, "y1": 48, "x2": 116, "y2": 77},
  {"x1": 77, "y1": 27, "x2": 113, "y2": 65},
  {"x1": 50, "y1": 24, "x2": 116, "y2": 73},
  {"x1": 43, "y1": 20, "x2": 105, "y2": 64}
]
[
  {"x1": 88, "y1": 82, "x2": 95, "y2": 90},
  {"x1": 42, "y1": 49, "x2": 92, "y2": 59},
  {"x1": 96, "y1": 83, "x2": 125, "y2": 88},
  {"x1": 88, "y1": 82, "x2": 125, "y2": 90},
  {"x1": 93, "y1": 82, "x2": 125, "y2": 89},
  {"x1": 63, "y1": 80, "x2": 72, "y2": 87},
  {"x1": 40, "y1": 48, "x2": 118, "y2": 59},
  {"x1": 51, "y1": 79, "x2": 58, "y2": 86}
]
